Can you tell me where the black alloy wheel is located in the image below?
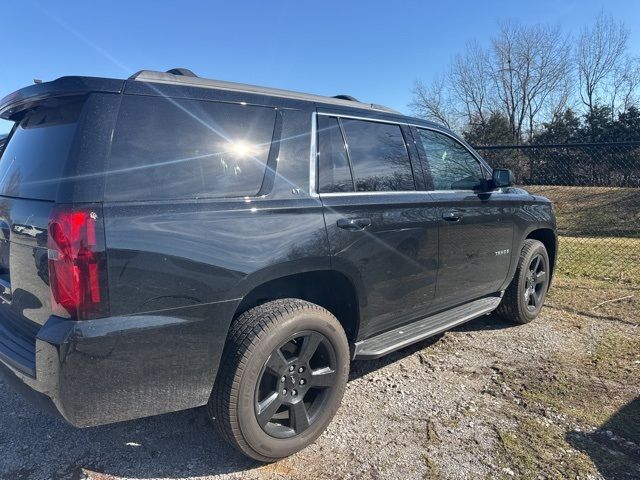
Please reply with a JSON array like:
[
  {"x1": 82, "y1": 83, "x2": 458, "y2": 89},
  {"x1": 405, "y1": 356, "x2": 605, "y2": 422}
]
[
  {"x1": 255, "y1": 330, "x2": 337, "y2": 438},
  {"x1": 524, "y1": 253, "x2": 548, "y2": 311}
]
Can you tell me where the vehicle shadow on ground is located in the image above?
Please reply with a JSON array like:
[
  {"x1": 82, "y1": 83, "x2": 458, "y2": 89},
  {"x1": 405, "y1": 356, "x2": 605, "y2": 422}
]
[
  {"x1": 1, "y1": 313, "x2": 512, "y2": 480},
  {"x1": 452, "y1": 312, "x2": 514, "y2": 332},
  {"x1": 0, "y1": 382, "x2": 260, "y2": 479},
  {"x1": 546, "y1": 302, "x2": 638, "y2": 326},
  {"x1": 565, "y1": 396, "x2": 640, "y2": 480}
]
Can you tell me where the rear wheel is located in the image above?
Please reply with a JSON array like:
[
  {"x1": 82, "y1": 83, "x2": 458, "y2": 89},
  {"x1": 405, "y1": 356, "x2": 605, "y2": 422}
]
[
  {"x1": 208, "y1": 299, "x2": 349, "y2": 462},
  {"x1": 496, "y1": 239, "x2": 550, "y2": 324}
]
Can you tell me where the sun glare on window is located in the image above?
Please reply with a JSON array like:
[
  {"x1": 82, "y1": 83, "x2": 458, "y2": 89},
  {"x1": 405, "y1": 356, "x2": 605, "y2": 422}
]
[{"x1": 227, "y1": 141, "x2": 257, "y2": 157}]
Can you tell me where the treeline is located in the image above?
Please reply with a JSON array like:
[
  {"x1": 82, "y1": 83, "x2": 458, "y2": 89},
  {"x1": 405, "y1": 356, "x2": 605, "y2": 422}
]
[
  {"x1": 466, "y1": 105, "x2": 640, "y2": 146},
  {"x1": 474, "y1": 106, "x2": 640, "y2": 187}
]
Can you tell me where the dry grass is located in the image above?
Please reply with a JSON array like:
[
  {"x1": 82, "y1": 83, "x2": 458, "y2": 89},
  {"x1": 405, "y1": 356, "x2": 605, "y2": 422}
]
[
  {"x1": 527, "y1": 185, "x2": 640, "y2": 238},
  {"x1": 494, "y1": 417, "x2": 596, "y2": 480}
]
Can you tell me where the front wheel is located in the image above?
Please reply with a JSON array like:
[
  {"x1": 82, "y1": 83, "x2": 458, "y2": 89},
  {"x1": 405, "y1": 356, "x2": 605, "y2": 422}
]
[
  {"x1": 208, "y1": 299, "x2": 349, "y2": 462},
  {"x1": 496, "y1": 239, "x2": 550, "y2": 324}
]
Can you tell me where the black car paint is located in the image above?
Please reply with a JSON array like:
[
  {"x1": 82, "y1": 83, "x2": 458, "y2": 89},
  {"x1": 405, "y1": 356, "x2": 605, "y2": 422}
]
[{"x1": 0, "y1": 75, "x2": 557, "y2": 427}]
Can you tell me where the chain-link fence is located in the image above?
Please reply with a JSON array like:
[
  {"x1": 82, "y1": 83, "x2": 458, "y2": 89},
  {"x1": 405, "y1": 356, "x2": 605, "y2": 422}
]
[{"x1": 475, "y1": 142, "x2": 640, "y2": 285}]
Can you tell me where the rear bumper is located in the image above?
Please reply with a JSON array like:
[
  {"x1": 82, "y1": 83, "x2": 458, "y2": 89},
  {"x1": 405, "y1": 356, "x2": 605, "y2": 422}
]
[{"x1": 0, "y1": 299, "x2": 239, "y2": 427}]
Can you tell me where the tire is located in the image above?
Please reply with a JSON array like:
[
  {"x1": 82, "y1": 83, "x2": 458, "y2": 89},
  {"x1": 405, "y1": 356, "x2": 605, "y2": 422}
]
[
  {"x1": 496, "y1": 239, "x2": 550, "y2": 324},
  {"x1": 208, "y1": 299, "x2": 350, "y2": 462}
]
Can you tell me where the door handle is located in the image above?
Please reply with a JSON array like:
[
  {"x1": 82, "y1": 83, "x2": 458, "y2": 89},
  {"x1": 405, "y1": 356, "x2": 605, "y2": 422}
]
[
  {"x1": 442, "y1": 211, "x2": 463, "y2": 222},
  {"x1": 337, "y1": 217, "x2": 372, "y2": 231}
]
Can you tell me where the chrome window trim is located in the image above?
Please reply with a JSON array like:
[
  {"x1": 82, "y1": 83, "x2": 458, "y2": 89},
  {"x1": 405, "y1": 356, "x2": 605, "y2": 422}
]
[
  {"x1": 316, "y1": 111, "x2": 492, "y2": 174},
  {"x1": 309, "y1": 111, "x2": 492, "y2": 197},
  {"x1": 319, "y1": 189, "x2": 479, "y2": 198},
  {"x1": 309, "y1": 112, "x2": 318, "y2": 197},
  {"x1": 320, "y1": 190, "x2": 432, "y2": 198}
]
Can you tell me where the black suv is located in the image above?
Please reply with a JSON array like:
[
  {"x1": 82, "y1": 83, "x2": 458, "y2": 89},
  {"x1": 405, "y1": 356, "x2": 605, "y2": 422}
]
[{"x1": 0, "y1": 69, "x2": 556, "y2": 461}]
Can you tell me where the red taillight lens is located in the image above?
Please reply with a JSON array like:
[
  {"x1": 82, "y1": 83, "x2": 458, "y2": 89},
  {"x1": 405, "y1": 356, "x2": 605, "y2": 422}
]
[{"x1": 47, "y1": 205, "x2": 108, "y2": 320}]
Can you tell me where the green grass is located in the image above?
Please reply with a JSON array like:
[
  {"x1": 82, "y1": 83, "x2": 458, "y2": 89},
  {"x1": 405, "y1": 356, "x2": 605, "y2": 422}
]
[{"x1": 556, "y1": 235, "x2": 640, "y2": 284}]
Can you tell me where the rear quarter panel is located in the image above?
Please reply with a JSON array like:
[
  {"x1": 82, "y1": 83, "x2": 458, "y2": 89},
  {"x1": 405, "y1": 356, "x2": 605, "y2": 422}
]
[{"x1": 103, "y1": 198, "x2": 330, "y2": 314}]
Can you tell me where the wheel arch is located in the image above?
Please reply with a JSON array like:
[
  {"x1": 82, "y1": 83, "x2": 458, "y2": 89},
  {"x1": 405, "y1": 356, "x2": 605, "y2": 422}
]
[
  {"x1": 233, "y1": 269, "x2": 362, "y2": 342},
  {"x1": 525, "y1": 228, "x2": 557, "y2": 284}
]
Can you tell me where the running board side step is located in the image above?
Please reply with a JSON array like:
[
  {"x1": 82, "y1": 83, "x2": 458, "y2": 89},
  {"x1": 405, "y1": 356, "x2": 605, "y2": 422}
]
[{"x1": 353, "y1": 296, "x2": 501, "y2": 360}]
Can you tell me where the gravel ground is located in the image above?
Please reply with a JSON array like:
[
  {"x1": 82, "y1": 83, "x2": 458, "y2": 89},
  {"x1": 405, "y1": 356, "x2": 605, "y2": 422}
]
[{"x1": 1, "y1": 276, "x2": 638, "y2": 480}]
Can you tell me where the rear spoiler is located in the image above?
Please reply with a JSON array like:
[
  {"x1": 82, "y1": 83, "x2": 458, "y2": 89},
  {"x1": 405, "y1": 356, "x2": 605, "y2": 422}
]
[{"x1": 0, "y1": 76, "x2": 124, "y2": 120}]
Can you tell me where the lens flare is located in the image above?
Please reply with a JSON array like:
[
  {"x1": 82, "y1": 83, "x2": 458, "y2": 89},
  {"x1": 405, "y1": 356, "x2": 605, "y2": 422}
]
[{"x1": 227, "y1": 141, "x2": 256, "y2": 157}]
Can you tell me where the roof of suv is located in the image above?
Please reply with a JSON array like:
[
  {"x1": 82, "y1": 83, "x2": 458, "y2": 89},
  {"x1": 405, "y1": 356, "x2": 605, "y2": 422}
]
[
  {"x1": 129, "y1": 70, "x2": 402, "y2": 114},
  {"x1": 0, "y1": 69, "x2": 442, "y2": 130}
]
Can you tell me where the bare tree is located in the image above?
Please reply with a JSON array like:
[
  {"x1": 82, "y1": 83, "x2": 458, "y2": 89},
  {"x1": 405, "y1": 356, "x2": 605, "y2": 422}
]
[
  {"x1": 410, "y1": 42, "x2": 494, "y2": 132},
  {"x1": 409, "y1": 76, "x2": 454, "y2": 129},
  {"x1": 577, "y1": 13, "x2": 630, "y2": 115},
  {"x1": 522, "y1": 26, "x2": 572, "y2": 141},
  {"x1": 450, "y1": 40, "x2": 494, "y2": 126},
  {"x1": 611, "y1": 56, "x2": 640, "y2": 114},
  {"x1": 542, "y1": 75, "x2": 575, "y2": 125},
  {"x1": 490, "y1": 21, "x2": 571, "y2": 142},
  {"x1": 490, "y1": 21, "x2": 522, "y2": 140},
  {"x1": 411, "y1": 20, "x2": 571, "y2": 142}
]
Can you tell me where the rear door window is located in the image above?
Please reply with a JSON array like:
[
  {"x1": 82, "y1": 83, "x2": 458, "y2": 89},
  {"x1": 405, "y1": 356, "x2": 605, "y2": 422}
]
[
  {"x1": 0, "y1": 100, "x2": 83, "y2": 200},
  {"x1": 106, "y1": 96, "x2": 277, "y2": 201},
  {"x1": 317, "y1": 116, "x2": 354, "y2": 193},
  {"x1": 339, "y1": 119, "x2": 414, "y2": 192}
]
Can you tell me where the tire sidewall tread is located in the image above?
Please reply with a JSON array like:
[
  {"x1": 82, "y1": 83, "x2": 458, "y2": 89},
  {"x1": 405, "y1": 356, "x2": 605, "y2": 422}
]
[
  {"x1": 208, "y1": 299, "x2": 349, "y2": 462},
  {"x1": 496, "y1": 239, "x2": 550, "y2": 324}
]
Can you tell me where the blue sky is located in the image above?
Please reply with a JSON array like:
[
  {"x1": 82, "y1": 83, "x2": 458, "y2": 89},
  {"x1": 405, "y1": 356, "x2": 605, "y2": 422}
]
[{"x1": 1, "y1": 0, "x2": 639, "y2": 133}]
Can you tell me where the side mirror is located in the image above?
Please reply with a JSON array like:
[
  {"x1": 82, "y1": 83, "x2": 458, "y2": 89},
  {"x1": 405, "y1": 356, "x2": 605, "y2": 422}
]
[{"x1": 492, "y1": 168, "x2": 515, "y2": 188}]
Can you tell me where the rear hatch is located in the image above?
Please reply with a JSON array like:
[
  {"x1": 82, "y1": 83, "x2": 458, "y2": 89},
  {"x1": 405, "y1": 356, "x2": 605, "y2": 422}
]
[{"x1": 0, "y1": 98, "x2": 85, "y2": 375}]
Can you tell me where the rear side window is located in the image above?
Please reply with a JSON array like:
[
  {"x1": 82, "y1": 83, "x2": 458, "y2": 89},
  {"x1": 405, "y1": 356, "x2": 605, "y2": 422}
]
[
  {"x1": 340, "y1": 119, "x2": 414, "y2": 192},
  {"x1": 317, "y1": 116, "x2": 353, "y2": 193},
  {"x1": 106, "y1": 96, "x2": 277, "y2": 201},
  {"x1": 0, "y1": 100, "x2": 83, "y2": 200},
  {"x1": 0, "y1": 134, "x2": 7, "y2": 155},
  {"x1": 417, "y1": 129, "x2": 483, "y2": 190}
]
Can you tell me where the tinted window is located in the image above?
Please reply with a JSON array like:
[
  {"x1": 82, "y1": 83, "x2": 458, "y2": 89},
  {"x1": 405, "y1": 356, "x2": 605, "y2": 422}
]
[
  {"x1": 317, "y1": 116, "x2": 353, "y2": 193},
  {"x1": 0, "y1": 101, "x2": 83, "y2": 200},
  {"x1": 340, "y1": 119, "x2": 414, "y2": 192},
  {"x1": 0, "y1": 134, "x2": 8, "y2": 155},
  {"x1": 106, "y1": 96, "x2": 277, "y2": 201},
  {"x1": 418, "y1": 129, "x2": 483, "y2": 190}
]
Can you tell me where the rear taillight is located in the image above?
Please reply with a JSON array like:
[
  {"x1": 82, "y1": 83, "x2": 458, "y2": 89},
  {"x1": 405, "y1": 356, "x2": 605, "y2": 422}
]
[{"x1": 47, "y1": 205, "x2": 109, "y2": 320}]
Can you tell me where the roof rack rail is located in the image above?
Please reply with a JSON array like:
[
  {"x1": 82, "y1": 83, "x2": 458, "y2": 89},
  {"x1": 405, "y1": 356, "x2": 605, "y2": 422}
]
[
  {"x1": 129, "y1": 69, "x2": 401, "y2": 114},
  {"x1": 166, "y1": 68, "x2": 197, "y2": 77},
  {"x1": 333, "y1": 95, "x2": 359, "y2": 102},
  {"x1": 128, "y1": 68, "x2": 197, "y2": 80}
]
